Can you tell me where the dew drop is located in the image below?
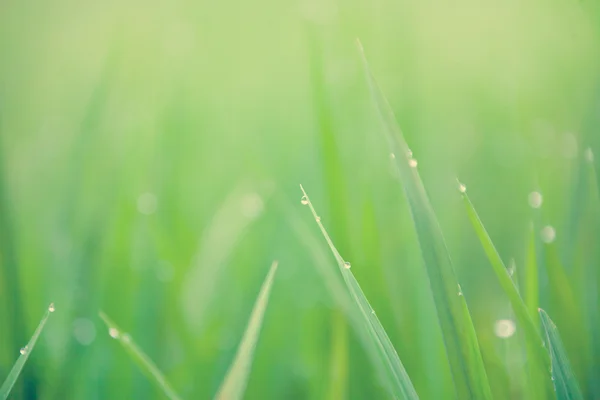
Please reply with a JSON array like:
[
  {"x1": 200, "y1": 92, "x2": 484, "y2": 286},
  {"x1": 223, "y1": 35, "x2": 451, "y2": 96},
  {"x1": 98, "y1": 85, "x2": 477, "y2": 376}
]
[
  {"x1": 541, "y1": 225, "x2": 556, "y2": 244},
  {"x1": 457, "y1": 182, "x2": 467, "y2": 193},
  {"x1": 301, "y1": 196, "x2": 309, "y2": 205},
  {"x1": 315, "y1": 216, "x2": 321, "y2": 222},
  {"x1": 73, "y1": 318, "x2": 97, "y2": 346},
  {"x1": 528, "y1": 191, "x2": 543, "y2": 209},
  {"x1": 507, "y1": 260, "x2": 515, "y2": 277},
  {"x1": 408, "y1": 158, "x2": 418, "y2": 168},
  {"x1": 585, "y1": 147, "x2": 594, "y2": 163},
  {"x1": 343, "y1": 261, "x2": 351, "y2": 269},
  {"x1": 108, "y1": 327, "x2": 120, "y2": 339},
  {"x1": 19, "y1": 346, "x2": 28, "y2": 355},
  {"x1": 458, "y1": 284, "x2": 463, "y2": 296},
  {"x1": 137, "y1": 192, "x2": 158, "y2": 215},
  {"x1": 494, "y1": 319, "x2": 516, "y2": 338},
  {"x1": 48, "y1": 303, "x2": 55, "y2": 313}
]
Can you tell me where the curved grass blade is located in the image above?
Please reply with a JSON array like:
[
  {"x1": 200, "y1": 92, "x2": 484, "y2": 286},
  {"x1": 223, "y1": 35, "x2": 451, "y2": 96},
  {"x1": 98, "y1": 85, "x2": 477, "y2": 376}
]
[
  {"x1": 214, "y1": 261, "x2": 279, "y2": 400},
  {"x1": 0, "y1": 303, "x2": 55, "y2": 400},
  {"x1": 300, "y1": 185, "x2": 419, "y2": 400},
  {"x1": 99, "y1": 312, "x2": 181, "y2": 400},
  {"x1": 356, "y1": 40, "x2": 491, "y2": 399},
  {"x1": 539, "y1": 308, "x2": 584, "y2": 400}
]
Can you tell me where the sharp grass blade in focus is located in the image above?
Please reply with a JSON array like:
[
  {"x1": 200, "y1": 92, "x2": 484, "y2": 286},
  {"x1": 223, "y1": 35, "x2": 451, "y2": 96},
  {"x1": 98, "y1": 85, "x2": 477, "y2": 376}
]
[
  {"x1": 357, "y1": 40, "x2": 492, "y2": 399},
  {"x1": 99, "y1": 312, "x2": 181, "y2": 400},
  {"x1": 214, "y1": 260, "x2": 279, "y2": 400},
  {"x1": 0, "y1": 303, "x2": 55, "y2": 400},
  {"x1": 300, "y1": 185, "x2": 419, "y2": 400},
  {"x1": 539, "y1": 309, "x2": 584, "y2": 400}
]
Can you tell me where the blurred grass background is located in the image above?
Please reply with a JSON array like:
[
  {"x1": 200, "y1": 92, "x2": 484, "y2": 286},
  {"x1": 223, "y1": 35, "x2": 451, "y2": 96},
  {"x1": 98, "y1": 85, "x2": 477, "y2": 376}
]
[{"x1": 1, "y1": 0, "x2": 600, "y2": 398}]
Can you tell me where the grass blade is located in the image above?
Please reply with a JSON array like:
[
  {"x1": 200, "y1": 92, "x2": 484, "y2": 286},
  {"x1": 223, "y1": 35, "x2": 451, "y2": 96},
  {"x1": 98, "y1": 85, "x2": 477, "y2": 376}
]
[
  {"x1": 356, "y1": 40, "x2": 492, "y2": 399},
  {"x1": 300, "y1": 185, "x2": 419, "y2": 400},
  {"x1": 99, "y1": 312, "x2": 181, "y2": 400},
  {"x1": 524, "y1": 223, "x2": 540, "y2": 326},
  {"x1": 459, "y1": 190, "x2": 552, "y2": 397},
  {"x1": 0, "y1": 303, "x2": 55, "y2": 400},
  {"x1": 539, "y1": 308, "x2": 584, "y2": 400},
  {"x1": 459, "y1": 190, "x2": 549, "y2": 363},
  {"x1": 214, "y1": 260, "x2": 279, "y2": 400}
]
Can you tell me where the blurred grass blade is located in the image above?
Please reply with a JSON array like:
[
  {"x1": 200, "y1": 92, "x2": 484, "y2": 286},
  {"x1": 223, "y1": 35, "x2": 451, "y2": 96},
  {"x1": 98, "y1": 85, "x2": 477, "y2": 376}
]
[
  {"x1": 181, "y1": 184, "x2": 270, "y2": 333},
  {"x1": 300, "y1": 185, "x2": 419, "y2": 400},
  {"x1": 524, "y1": 224, "x2": 540, "y2": 326},
  {"x1": 99, "y1": 312, "x2": 181, "y2": 400},
  {"x1": 460, "y1": 191, "x2": 549, "y2": 363},
  {"x1": 460, "y1": 191, "x2": 552, "y2": 397},
  {"x1": 357, "y1": 40, "x2": 492, "y2": 399},
  {"x1": 0, "y1": 304, "x2": 54, "y2": 400},
  {"x1": 539, "y1": 309, "x2": 584, "y2": 400},
  {"x1": 214, "y1": 261, "x2": 279, "y2": 400}
]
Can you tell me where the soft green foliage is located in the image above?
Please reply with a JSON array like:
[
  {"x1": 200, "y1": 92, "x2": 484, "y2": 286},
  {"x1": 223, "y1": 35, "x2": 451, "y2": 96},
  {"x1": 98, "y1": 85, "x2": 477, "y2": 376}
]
[
  {"x1": 539, "y1": 309, "x2": 584, "y2": 400},
  {"x1": 214, "y1": 261, "x2": 279, "y2": 400},
  {"x1": 0, "y1": 305, "x2": 53, "y2": 400},
  {"x1": 1, "y1": 0, "x2": 600, "y2": 398}
]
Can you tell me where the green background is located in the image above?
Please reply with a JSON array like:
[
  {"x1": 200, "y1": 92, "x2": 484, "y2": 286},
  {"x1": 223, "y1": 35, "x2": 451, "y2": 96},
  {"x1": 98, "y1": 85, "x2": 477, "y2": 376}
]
[{"x1": 1, "y1": 0, "x2": 600, "y2": 398}]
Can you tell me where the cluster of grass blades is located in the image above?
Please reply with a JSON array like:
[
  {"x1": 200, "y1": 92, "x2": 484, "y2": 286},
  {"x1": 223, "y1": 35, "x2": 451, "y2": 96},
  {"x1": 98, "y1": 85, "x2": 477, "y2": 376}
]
[
  {"x1": 1, "y1": 303, "x2": 55, "y2": 400},
  {"x1": 299, "y1": 185, "x2": 418, "y2": 400},
  {"x1": 99, "y1": 260, "x2": 279, "y2": 400},
  {"x1": 108, "y1": 40, "x2": 589, "y2": 400},
  {"x1": 359, "y1": 39, "x2": 589, "y2": 399},
  {"x1": 293, "y1": 39, "x2": 588, "y2": 399}
]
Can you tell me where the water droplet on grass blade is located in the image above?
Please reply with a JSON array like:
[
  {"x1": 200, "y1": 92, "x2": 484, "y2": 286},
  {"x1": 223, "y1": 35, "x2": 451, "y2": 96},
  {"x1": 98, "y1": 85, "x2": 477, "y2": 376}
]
[
  {"x1": 301, "y1": 196, "x2": 309, "y2": 205},
  {"x1": 541, "y1": 225, "x2": 556, "y2": 243},
  {"x1": 137, "y1": 192, "x2": 158, "y2": 215},
  {"x1": 108, "y1": 327, "x2": 119, "y2": 339},
  {"x1": 73, "y1": 318, "x2": 97, "y2": 346},
  {"x1": 585, "y1": 147, "x2": 594, "y2": 163},
  {"x1": 528, "y1": 191, "x2": 543, "y2": 209},
  {"x1": 457, "y1": 182, "x2": 466, "y2": 193},
  {"x1": 343, "y1": 262, "x2": 351, "y2": 269},
  {"x1": 48, "y1": 303, "x2": 55, "y2": 313},
  {"x1": 19, "y1": 347, "x2": 28, "y2": 355},
  {"x1": 315, "y1": 216, "x2": 321, "y2": 222},
  {"x1": 457, "y1": 284, "x2": 463, "y2": 296},
  {"x1": 408, "y1": 158, "x2": 418, "y2": 168},
  {"x1": 494, "y1": 319, "x2": 516, "y2": 338}
]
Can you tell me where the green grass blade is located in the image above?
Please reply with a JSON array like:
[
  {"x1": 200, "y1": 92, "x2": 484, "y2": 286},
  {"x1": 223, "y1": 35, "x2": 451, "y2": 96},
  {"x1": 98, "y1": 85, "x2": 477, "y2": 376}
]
[
  {"x1": 300, "y1": 185, "x2": 419, "y2": 400},
  {"x1": 99, "y1": 312, "x2": 182, "y2": 400},
  {"x1": 0, "y1": 303, "x2": 55, "y2": 400},
  {"x1": 214, "y1": 260, "x2": 279, "y2": 400},
  {"x1": 460, "y1": 190, "x2": 549, "y2": 363},
  {"x1": 357, "y1": 40, "x2": 492, "y2": 399},
  {"x1": 524, "y1": 223, "x2": 540, "y2": 326},
  {"x1": 539, "y1": 308, "x2": 584, "y2": 400},
  {"x1": 459, "y1": 190, "x2": 552, "y2": 398}
]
